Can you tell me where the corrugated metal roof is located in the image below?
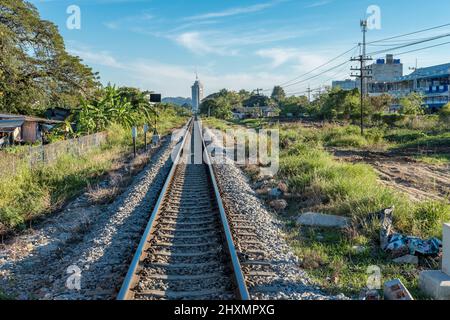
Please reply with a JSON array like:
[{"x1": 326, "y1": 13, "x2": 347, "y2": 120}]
[
  {"x1": 396, "y1": 63, "x2": 450, "y2": 81},
  {"x1": 0, "y1": 113, "x2": 63, "y2": 124},
  {"x1": 0, "y1": 120, "x2": 24, "y2": 132}
]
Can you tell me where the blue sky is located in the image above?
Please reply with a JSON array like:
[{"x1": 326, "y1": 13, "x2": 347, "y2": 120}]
[{"x1": 31, "y1": 0, "x2": 450, "y2": 97}]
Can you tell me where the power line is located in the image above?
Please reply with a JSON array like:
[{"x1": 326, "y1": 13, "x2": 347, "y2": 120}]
[
  {"x1": 272, "y1": 45, "x2": 358, "y2": 88},
  {"x1": 367, "y1": 22, "x2": 450, "y2": 45},
  {"x1": 394, "y1": 40, "x2": 450, "y2": 56},
  {"x1": 367, "y1": 32, "x2": 450, "y2": 56},
  {"x1": 284, "y1": 45, "x2": 359, "y2": 95},
  {"x1": 267, "y1": 23, "x2": 450, "y2": 96},
  {"x1": 282, "y1": 60, "x2": 351, "y2": 89},
  {"x1": 285, "y1": 60, "x2": 352, "y2": 95}
]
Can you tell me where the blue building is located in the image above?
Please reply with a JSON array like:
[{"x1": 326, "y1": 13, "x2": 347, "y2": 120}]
[{"x1": 369, "y1": 62, "x2": 450, "y2": 111}]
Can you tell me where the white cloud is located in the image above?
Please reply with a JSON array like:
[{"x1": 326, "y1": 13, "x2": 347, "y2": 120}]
[
  {"x1": 305, "y1": 0, "x2": 333, "y2": 8},
  {"x1": 170, "y1": 27, "x2": 324, "y2": 57},
  {"x1": 184, "y1": 1, "x2": 282, "y2": 21},
  {"x1": 256, "y1": 47, "x2": 328, "y2": 70},
  {"x1": 173, "y1": 32, "x2": 238, "y2": 56},
  {"x1": 66, "y1": 44, "x2": 290, "y2": 96},
  {"x1": 69, "y1": 47, "x2": 123, "y2": 68},
  {"x1": 104, "y1": 12, "x2": 154, "y2": 30},
  {"x1": 256, "y1": 48, "x2": 299, "y2": 68}
]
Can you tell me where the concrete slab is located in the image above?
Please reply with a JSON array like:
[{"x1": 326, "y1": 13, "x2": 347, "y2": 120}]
[
  {"x1": 443, "y1": 223, "x2": 450, "y2": 276},
  {"x1": 419, "y1": 270, "x2": 450, "y2": 300},
  {"x1": 297, "y1": 212, "x2": 349, "y2": 228}
]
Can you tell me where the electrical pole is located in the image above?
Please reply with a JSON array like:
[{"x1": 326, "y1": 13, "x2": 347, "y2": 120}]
[
  {"x1": 351, "y1": 20, "x2": 372, "y2": 136},
  {"x1": 255, "y1": 88, "x2": 263, "y2": 96},
  {"x1": 307, "y1": 85, "x2": 312, "y2": 102},
  {"x1": 361, "y1": 20, "x2": 368, "y2": 95}
]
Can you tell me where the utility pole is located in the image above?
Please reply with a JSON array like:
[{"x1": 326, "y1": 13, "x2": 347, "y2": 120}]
[
  {"x1": 307, "y1": 85, "x2": 312, "y2": 102},
  {"x1": 255, "y1": 88, "x2": 263, "y2": 96},
  {"x1": 361, "y1": 20, "x2": 368, "y2": 95},
  {"x1": 351, "y1": 19, "x2": 372, "y2": 136}
]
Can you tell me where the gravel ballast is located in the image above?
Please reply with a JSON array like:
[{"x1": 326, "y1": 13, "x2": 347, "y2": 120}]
[
  {"x1": 0, "y1": 136, "x2": 180, "y2": 300},
  {"x1": 204, "y1": 126, "x2": 346, "y2": 300}
]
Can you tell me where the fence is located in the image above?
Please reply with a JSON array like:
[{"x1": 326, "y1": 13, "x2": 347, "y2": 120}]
[{"x1": 0, "y1": 132, "x2": 108, "y2": 178}]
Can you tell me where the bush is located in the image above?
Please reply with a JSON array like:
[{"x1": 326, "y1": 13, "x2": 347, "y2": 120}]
[
  {"x1": 321, "y1": 125, "x2": 368, "y2": 148},
  {"x1": 384, "y1": 129, "x2": 428, "y2": 144},
  {"x1": 397, "y1": 132, "x2": 450, "y2": 149},
  {"x1": 381, "y1": 113, "x2": 405, "y2": 126},
  {"x1": 395, "y1": 201, "x2": 450, "y2": 238}
]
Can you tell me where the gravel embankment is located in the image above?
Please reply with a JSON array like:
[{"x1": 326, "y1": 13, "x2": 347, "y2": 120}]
[
  {"x1": 0, "y1": 136, "x2": 179, "y2": 300},
  {"x1": 205, "y1": 126, "x2": 346, "y2": 300}
]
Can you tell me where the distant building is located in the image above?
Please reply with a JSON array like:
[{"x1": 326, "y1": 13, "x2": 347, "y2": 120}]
[
  {"x1": 333, "y1": 55, "x2": 402, "y2": 92},
  {"x1": 369, "y1": 54, "x2": 403, "y2": 82},
  {"x1": 331, "y1": 53, "x2": 449, "y2": 111},
  {"x1": 191, "y1": 75, "x2": 204, "y2": 112},
  {"x1": 332, "y1": 79, "x2": 359, "y2": 91},
  {"x1": 369, "y1": 62, "x2": 450, "y2": 111}
]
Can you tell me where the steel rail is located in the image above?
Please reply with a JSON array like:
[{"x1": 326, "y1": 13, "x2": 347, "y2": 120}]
[
  {"x1": 197, "y1": 119, "x2": 250, "y2": 300},
  {"x1": 117, "y1": 118, "x2": 193, "y2": 300},
  {"x1": 117, "y1": 117, "x2": 250, "y2": 300}
]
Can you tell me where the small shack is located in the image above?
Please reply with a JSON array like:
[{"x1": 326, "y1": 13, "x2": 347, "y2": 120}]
[{"x1": 0, "y1": 113, "x2": 63, "y2": 145}]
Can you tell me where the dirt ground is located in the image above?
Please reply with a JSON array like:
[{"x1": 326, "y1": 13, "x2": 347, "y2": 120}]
[{"x1": 329, "y1": 148, "x2": 450, "y2": 202}]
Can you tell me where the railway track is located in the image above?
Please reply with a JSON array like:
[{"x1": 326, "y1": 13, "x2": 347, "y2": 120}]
[{"x1": 118, "y1": 118, "x2": 249, "y2": 300}]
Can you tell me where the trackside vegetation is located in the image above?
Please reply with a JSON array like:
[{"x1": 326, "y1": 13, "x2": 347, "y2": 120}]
[
  {"x1": 0, "y1": 111, "x2": 187, "y2": 233},
  {"x1": 203, "y1": 117, "x2": 450, "y2": 297}
]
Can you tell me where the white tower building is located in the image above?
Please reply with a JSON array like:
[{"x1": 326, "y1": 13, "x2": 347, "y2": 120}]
[{"x1": 191, "y1": 74, "x2": 204, "y2": 112}]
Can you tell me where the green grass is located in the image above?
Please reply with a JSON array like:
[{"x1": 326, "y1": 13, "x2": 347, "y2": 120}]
[
  {"x1": 0, "y1": 115, "x2": 187, "y2": 232},
  {"x1": 276, "y1": 124, "x2": 449, "y2": 298},
  {"x1": 320, "y1": 125, "x2": 386, "y2": 149},
  {"x1": 394, "y1": 132, "x2": 450, "y2": 150},
  {"x1": 201, "y1": 117, "x2": 235, "y2": 131},
  {"x1": 413, "y1": 154, "x2": 450, "y2": 165},
  {"x1": 384, "y1": 129, "x2": 429, "y2": 144},
  {"x1": 284, "y1": 224, "x2": 429, "y2": 298},
  {"x1": 204, "y1": 117, "x2": 449, "y2": 298}
]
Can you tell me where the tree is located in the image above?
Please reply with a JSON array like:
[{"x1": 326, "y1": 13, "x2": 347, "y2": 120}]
[
  {"x1": 399, "y1": 93, "x2": 425, "y2": 115},
  {"x1": 279, "y1": 96, "x2": 309, "y2": 117},
  {"x1": 243, "y1": 94, "x2": 271, "y2": 108},
  {"x1": 369, "y1": 94, "x2": 393, "y2": 113},
  {"x1": 199, "y1": 97, "x2": 232, "y2": 119},
  {"x1": 0, "y1": 0, "x2": 100, "y2": 115},
  {"x1": 238, "y1": 89, "x2": 251, "y2": 101},
  {"x1": 316, "y1": 88, "x2": 355, "y2": 120},
  {"x1": 76, "y1": 86, "x2": 148, "y2": 134},
  {"x1": 271, "y1": 86, "x2": 286, "y2": 102}
]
